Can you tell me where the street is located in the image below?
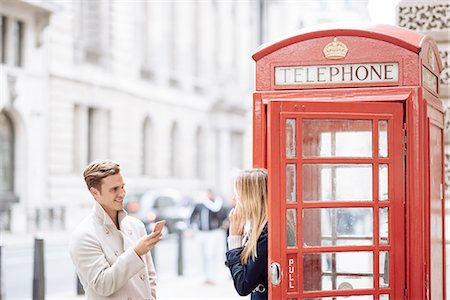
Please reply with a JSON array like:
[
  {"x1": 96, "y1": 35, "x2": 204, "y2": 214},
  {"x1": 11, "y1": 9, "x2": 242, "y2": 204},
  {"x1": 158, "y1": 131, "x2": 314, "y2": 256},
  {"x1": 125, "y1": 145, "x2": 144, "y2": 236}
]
[{"x1": 2, "y1": 229, "x2": 245, "y2": 300}]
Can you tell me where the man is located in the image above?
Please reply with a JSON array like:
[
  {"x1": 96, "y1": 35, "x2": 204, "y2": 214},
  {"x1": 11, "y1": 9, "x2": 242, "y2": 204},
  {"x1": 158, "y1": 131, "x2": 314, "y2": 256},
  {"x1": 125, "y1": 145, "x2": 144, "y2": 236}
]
[
  {"x1": 190, "y1": 189, "x2": 226, "y2": 285},
  {"x1": 70, "y1": 160, "x2": 162, "y2": 299}
]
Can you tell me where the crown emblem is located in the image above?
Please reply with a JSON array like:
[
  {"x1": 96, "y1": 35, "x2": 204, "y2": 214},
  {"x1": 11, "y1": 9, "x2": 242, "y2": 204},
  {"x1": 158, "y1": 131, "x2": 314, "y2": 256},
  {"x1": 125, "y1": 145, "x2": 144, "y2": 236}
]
[{"x1": 323, "y1": 37, "x2": 348, "y2": 60}]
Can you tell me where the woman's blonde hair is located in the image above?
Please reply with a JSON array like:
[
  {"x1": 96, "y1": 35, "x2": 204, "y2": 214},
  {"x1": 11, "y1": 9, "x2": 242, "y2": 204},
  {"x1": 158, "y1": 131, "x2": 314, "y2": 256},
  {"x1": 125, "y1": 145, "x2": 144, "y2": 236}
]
[{"x1": 234, "y1": 168, "x2": 268, "y2": 264}]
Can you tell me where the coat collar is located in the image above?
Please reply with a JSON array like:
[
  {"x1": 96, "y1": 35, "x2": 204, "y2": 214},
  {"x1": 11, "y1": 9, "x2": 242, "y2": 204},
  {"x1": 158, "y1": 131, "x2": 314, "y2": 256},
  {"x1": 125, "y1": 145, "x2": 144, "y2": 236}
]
[{"x1": 93, "y1": 200, "x2": 128, "y2": 227}]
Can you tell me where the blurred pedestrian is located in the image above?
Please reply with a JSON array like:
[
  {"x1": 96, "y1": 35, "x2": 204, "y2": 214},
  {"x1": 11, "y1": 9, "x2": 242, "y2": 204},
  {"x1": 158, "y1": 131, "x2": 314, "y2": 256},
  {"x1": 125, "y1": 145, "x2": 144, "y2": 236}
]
[
  {"x1": 190, "y1": 189, "x2": 226, "y2": 285},
  {"x1": 226, "y1": 168, "x2": 268, "y2": 300},
  {"x1": 69, "y1": 160, "x2": 162, "y2": 299}
]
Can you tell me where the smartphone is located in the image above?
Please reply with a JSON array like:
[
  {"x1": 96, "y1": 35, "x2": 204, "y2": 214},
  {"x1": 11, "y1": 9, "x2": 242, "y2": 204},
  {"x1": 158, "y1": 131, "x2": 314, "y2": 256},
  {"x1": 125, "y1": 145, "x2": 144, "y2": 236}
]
[{"x1": 152, "y1": 220, "x2": 166, "y2": 233}]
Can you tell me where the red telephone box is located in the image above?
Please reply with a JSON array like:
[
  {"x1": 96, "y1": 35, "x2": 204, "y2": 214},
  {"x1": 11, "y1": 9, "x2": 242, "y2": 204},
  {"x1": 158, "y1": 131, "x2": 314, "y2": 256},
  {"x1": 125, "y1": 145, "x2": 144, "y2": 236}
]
[{"x1": 252, "y1": 25, "x2": 445, "y2": 300}]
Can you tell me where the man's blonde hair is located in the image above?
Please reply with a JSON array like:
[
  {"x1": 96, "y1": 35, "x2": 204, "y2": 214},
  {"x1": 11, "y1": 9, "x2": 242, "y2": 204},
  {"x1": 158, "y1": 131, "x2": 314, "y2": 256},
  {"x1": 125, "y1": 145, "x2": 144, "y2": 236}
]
[
  {"x1": 234, "y1": 168, "x2": 268, "y2": 264},
  {"x1": 83, "y1": 160, "x2": 121, "y2": 191}
]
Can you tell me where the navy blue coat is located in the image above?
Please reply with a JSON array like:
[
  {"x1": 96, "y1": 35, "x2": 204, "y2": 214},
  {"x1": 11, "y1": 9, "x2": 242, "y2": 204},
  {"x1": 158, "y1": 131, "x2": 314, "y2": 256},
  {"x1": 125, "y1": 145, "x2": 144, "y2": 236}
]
[{"x1": 225, "y1": 224, "x2": 268, "y2": 300}]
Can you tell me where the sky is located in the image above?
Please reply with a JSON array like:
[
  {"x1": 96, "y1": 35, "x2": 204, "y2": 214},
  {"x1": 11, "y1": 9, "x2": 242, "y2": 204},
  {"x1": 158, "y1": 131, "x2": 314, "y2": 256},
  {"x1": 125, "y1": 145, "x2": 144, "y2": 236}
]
[{"x1": 368, "y1": 0, "x2": 402, "y2": 25}]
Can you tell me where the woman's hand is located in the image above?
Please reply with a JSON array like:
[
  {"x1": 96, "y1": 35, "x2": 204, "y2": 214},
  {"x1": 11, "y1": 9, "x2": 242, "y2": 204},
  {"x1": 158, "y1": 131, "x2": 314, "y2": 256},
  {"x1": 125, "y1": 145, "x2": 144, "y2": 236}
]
[{"x1": 229, "y1": 205, "x2": 244, "y2": 236}]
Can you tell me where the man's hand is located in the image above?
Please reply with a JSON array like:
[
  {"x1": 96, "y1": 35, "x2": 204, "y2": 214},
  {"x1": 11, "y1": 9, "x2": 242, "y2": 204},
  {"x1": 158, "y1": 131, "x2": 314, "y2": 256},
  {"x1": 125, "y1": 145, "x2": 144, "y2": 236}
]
[{"x1": 133, "y1": 231, "x2": 163, "y2": 256}]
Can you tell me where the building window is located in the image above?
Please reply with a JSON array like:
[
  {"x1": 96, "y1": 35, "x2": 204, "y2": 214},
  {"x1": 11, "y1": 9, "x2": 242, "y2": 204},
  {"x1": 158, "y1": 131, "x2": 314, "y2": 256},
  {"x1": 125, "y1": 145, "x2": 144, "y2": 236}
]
[
  {"x1": 231, "y1": 131, "x2": 244, "y2": 170},
  {"x1": 231, "y1": 3, "x2": 238, "y2": 73},
  {"x1": 213, "y1": 1, "x2": 220, "y2": 72},
  {"x1": 192, "y1": 1, "x2": 200, "y2": 78},
  {"x1": 195, "y1": 126, "x2": 205, "y2": 179},
  {"x1": 0, "y1": 111, "x2": 14, "y2": 193},
  {"x1": 73, "y1": 105, "x2": 88, "y2": 172},
  {"x1": 73, "y1": 105, "x2": 110, "y2": 169},
  {"x1": 139, "y1": 1, "x2": 154, "y2": 81},
  {"x1": 168, "y1": 2, "x2": 178, "y2": 87},
  {"x1": 0, "y1": 15, "x2": 25, "y2": 67},
  {"x1": 142, "y1": 117, "x2": 153, "y2": 176},
  {"x1": 78, "y1": 0, "x2": 112, "y2": 65},
  {"x1": 87, "y1": 107, "x2": 110, "y2": 162},
  {"x1": 1, "y1": 15, "x2": 7, "y2": 64},
  {"x1": 13, "y1": 20, "x2": 24, "y2": 67},
  {"x1": 169, "y1": 122, "x2": 180, "y2": 177}
]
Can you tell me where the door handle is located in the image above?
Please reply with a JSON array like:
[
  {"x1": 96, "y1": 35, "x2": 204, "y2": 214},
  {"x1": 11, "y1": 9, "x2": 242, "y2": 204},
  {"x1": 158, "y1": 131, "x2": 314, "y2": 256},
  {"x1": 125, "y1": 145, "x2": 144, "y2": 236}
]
[{"x1": 270, "y1": 262, "x2": 281, "y2": 286}]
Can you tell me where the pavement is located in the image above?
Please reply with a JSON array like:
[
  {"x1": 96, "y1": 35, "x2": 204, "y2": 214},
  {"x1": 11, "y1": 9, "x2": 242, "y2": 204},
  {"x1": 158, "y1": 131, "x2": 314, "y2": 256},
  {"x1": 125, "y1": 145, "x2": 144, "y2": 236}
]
[
  {"x1": 0, "y1": 229, "x2": 248, "y2": 300},
  {"x1": 45, "y1": 275, "x2": 245, "y2": 300}
]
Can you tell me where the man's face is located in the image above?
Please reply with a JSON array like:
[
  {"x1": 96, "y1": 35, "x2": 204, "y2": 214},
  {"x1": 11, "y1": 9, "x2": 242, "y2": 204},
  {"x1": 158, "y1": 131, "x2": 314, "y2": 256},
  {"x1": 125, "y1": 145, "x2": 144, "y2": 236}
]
[{"x1": 91, "y1": 173, "x2": 126, "y2": 216}]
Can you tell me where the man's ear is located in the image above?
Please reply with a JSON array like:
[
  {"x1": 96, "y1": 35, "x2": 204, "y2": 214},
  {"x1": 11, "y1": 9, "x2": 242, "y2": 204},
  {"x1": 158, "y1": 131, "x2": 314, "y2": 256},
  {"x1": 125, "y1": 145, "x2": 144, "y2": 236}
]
[{"x1": 90, "y1": 186, "x2": 100, "y2": 198}]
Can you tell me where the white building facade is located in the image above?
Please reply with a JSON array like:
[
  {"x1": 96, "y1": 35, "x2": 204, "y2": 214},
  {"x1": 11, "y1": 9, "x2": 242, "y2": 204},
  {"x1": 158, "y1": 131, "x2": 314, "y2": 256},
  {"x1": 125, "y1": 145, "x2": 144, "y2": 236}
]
[{"x1": 1, "y1": 0, "x2": 257, "y2": 233}]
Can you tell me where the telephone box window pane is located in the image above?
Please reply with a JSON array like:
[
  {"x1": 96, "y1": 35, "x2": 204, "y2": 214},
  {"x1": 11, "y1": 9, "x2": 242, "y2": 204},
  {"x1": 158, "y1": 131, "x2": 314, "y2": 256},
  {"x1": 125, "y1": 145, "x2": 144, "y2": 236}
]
[
  {"x1": 380, "y1": 251, "x2": 389, "y2": 288},
  {"x1": 303, "y1": 208, "x2": 373, "y2": 246},
  {"x1": 303, "y1": 164, "x2": 372, "y2": 201},
  {"x1": 286, "y1": 164, "x2": 296, "y2": 203},
  {"x1": 380, "y1": 295, "x2": 389, "y2": 300},
  {"x1": 379, "y1": 164, "x2": 388, "y2": 201},
  {"x1": 305, "y1": 296, "x2": 373, "y2": 300},
  {"x1": 302, "y1": 119, "x2": 372, "y2": 158},
  {"x1": 303, "y1": 251, "x2": 373, "y2": 291},
  {"x1": 287, "y1": 208, "x2": 297, "y2": 247},
  {"x1": 286, "y1": 119, "x2": 296, "y2": 158},
  {"x1": 378, "y1": 120, "x2": 388, "y2": 158},
  {"x1": 379, "y1": 207, "x2": 389, "y2": 244}
]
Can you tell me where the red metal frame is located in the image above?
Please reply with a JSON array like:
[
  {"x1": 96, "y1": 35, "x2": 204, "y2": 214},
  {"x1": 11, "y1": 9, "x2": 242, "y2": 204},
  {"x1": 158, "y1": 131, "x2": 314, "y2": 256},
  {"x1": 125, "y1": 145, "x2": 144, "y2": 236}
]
[
  {"x1": 267, "y1": 100, "x2": 404, "y2": 299},
  {"x1": 252, "y1": 25, "x2": 446, "y2": 300}
]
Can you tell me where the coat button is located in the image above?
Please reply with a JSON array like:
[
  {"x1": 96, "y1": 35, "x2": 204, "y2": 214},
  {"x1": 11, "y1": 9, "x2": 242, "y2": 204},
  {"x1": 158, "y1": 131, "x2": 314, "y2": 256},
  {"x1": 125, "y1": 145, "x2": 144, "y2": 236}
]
[
  {"x1": 140, "y1": 274, "x2": 145, "y2": 281},
  {"x1": 105, "y1": 228, "x2": 110, "y2": 234},
  {"x1": 114, "y1": 250, "x2": 119, "y2": 256}
]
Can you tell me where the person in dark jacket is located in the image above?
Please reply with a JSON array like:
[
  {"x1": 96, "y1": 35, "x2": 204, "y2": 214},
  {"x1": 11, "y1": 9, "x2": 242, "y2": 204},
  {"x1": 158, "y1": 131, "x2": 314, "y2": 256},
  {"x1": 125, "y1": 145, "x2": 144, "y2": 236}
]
[
  {"x1": 190, "y1": 189, "x2": 225, "y2": 285},
  {"x1": 226, "y1": 168, "x2": 268, "y2": 300}
]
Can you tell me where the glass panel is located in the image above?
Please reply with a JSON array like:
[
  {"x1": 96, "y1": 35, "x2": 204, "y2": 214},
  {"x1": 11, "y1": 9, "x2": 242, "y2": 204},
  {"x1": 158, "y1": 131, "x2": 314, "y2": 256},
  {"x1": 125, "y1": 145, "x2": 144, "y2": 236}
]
[
  {"x1": 286, "y1": 119, "x2": 296, "y2": 158},
  {"x1": 303, "y1": 119, "x2": 372, "y2": 157},
  {"x1": 380, "y1": 251, "x2": 389, "y2": 288},
  {"x1": 380, "y1": 295, "x2": 389, "y2": 300},
  {"x1": 305, "y1": 296, "x2": 373, "y2": 300},
  {"x1": 303, "y1": 164, "x2": 373, "y2": 201},
  {"x1": 379, "y1": 164, "x2": 388, "y2": 201},
  {"x1": 303, "y1": 252, "x2": 373, "y2": 291},
  {"x1": 379, "y1": 120, "x2": 388, "y2": 158},
  {"x1": 379, "y1": 207, "x2": 389, "y2": 244},
  {"x1": 287, "y1": 209, "x2": 297, "y2": 247},
  {"x1": 303, "y1": 208, "x2": 373, "y2": 246},
  {"x1": 286, "y1": 164, "x2": 296, "y2": 203}
]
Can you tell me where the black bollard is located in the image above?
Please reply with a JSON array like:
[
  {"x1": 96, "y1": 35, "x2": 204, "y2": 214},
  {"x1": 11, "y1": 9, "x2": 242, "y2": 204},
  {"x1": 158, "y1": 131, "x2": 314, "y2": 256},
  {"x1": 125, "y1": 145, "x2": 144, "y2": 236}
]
[
  {"x1": 0, "y1": 244, "x2": 3, "y2": 300},
  {"x1": 33, "y1": 237, "x2": 45, "y2": 300},
  {"x1": 76, "y1": 274, "x2": 84, "y2": 295},
  {"x1": 175, "y1": 221, "x2": 186, "y2": 276},
  {"x1": 150, "y1": 247, "x2": 156, "y2": 270},
  {"x1": 177, "y1": 229, "x2": 183, "y2": 276}
]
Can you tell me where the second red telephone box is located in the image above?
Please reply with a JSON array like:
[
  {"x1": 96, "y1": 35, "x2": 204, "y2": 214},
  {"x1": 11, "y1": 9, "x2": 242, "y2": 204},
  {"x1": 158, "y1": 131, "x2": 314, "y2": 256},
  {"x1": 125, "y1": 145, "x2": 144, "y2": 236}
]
[{"x1": 252, "y1": 25, "x2": 445, "y2": 299}]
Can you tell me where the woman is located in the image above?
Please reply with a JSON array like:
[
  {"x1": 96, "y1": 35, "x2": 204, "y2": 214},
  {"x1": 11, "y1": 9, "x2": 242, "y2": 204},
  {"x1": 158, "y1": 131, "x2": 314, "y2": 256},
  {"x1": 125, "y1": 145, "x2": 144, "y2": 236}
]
[{"x1": 226, "y1": 168, "x2": 268, "y2": 300}]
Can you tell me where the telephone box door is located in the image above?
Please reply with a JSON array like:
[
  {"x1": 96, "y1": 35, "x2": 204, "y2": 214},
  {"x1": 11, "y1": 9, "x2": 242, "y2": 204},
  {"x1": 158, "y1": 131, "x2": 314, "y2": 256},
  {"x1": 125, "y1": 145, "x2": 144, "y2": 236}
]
[{"x1": 267, "y1": 101, "x2": 405, "y2": 300}]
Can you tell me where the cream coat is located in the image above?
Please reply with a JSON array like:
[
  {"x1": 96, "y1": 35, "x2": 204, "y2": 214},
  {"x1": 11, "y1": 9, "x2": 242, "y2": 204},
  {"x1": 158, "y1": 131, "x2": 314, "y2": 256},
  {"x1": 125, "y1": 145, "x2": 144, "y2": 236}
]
[{"x1": 69, "y1": 201, "x2": 157, "y2": 299}]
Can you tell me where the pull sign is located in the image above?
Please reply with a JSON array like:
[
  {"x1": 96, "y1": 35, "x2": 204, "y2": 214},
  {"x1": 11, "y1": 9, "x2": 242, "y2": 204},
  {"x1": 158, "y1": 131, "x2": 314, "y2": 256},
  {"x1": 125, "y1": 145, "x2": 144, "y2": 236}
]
[{"x1": 287, "y1": 254, "x2": 297, "y2": 292}]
